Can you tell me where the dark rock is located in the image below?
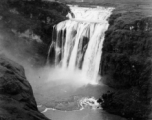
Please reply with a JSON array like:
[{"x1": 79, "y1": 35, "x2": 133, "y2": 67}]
[
  {"x1": 97, "y1": 98, "x2": 103, "y2": 104},
  {"x1": 0, "y1": 55, "x2": 50, "y2": 120},
  {"x1": 100, "y1": 4, "x2": 152, "y2": 120},
  {"x1": 101, "y1": 88, "x2": 150, "y2": 120}
]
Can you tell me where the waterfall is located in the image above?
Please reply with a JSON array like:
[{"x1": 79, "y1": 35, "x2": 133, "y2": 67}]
[{"x1": 47, "y1": 6, "x2": 114, "y2": 84}]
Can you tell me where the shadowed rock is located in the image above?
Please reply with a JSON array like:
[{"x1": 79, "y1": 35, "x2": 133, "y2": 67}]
[{"x1": 0, "y1": 55, "x2": 50, "y2": 120}]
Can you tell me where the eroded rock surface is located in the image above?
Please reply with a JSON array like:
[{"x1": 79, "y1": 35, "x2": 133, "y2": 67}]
[{"x1": 0, "y1": 55, "x2": 50, "y2": 120}]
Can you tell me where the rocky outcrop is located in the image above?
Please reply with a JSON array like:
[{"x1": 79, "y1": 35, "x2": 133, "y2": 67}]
[
  {"x1": 100, "y1": 4, "x2": 152, "y2": 120},
  {"x1": 0, "y1": 55, "x2": 50, "y2": 120}
]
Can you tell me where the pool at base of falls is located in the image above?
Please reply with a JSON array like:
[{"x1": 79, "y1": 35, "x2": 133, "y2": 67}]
[{"x1": 37, "y1": 97, "x2": 126, "y2": 120}]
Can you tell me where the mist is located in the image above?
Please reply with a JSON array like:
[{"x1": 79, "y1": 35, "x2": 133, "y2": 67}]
[
  {"x1": 0, "y1": 3, "x2": 113, "y2": 119},
  {"x1": 0, "y1": 28, "x2": 108, "y2": 107}
]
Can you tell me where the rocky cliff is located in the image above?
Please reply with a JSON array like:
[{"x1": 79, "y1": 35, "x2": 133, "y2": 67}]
[
  {"x1": 0, "y1": 55, "x2": 50, "y2": 120},
  {"x1": 100, "y1": 3, "x2": 152, "y2": 120}
]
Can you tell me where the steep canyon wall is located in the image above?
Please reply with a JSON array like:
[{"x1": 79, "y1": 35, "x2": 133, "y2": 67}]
[{"x1": 101, "y1": 4, "x2": 152, "y2": 120}]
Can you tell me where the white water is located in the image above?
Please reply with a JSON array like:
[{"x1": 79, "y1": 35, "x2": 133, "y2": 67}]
[
  {"x1": 47, "y1": 6, "x2": 114, "y2": 85},
  {"x1": 79, "y1": 97, "x2": 101, "y2": 110}
]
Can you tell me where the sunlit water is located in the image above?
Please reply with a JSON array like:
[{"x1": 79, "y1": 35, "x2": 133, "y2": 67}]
[{"x1": 24, "y1": 5, "x2": 126, "y2": 120}]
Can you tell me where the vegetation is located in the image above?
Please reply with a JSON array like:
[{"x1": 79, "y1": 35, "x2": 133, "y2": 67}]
[
  {"x1": 7, "y1": 0, "x2": 70, "y2": 44},
  {"x1": 101, "y1": 3, "x2": 152, "y2": 120},
  {"x1": 0, "y1": 0, "x2": 69, "y2": 66}
]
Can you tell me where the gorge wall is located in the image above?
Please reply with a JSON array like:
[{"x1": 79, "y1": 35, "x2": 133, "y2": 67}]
[
  {"x1": 0, "y1": 55, "x2": 50, "y2": 120},
  {"x1": 100, "y1": 4, "x2": 152, "y2": 120}
]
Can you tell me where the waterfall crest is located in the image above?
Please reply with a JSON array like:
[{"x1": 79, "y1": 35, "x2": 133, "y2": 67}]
[{"x1": 47, "y1": 6, "x2": 114, "y2": 85}]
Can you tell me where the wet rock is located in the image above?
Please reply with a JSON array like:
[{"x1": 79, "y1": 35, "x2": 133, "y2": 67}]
[{"x1": 0, "y1": 55, "x2": 50, "y2": 120}]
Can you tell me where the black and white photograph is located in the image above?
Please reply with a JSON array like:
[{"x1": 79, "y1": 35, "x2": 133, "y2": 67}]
[{"x1": 0, "y1": 0, "x2": 152, "y2": 120}]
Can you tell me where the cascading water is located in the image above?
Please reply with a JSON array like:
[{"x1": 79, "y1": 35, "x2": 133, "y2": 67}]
[{"x1": 47, "y1": 6, "x2": 114, "y2": 85}]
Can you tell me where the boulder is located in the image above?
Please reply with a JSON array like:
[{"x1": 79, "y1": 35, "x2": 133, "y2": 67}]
[{"x1": 0, "y1": 55, "x2": 50, "y2": 120}]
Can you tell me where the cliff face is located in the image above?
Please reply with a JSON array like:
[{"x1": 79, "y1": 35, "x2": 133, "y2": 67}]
[
  {"x1": 0, "y1": 55, "x2": 50, "y2": 120},
  {"x1": 101, "y1": 15, "x2": 152, "y2": 89},
  {"x1": 100, "y1": 4, "x2": 152, "y2": 120}
]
